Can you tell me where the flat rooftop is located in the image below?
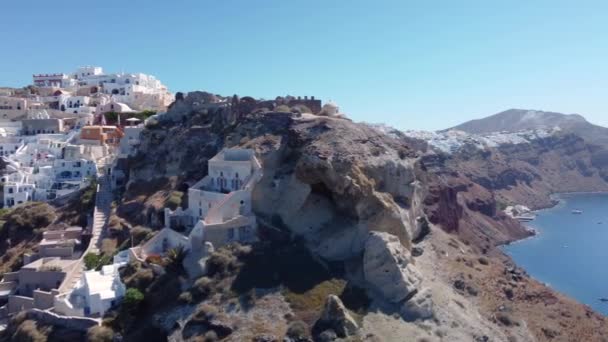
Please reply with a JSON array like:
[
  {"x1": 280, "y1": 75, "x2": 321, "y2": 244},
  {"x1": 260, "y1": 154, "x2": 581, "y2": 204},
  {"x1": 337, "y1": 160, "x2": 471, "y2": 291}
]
[{"x1": 210, "y1": 148, "x2": 253, "y2": 162}]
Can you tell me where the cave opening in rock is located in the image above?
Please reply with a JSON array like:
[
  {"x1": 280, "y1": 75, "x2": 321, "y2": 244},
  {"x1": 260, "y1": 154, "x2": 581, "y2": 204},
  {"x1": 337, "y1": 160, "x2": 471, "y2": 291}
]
[{"x1": 310, "y1": 182, "x2": 333, "y2": 199}]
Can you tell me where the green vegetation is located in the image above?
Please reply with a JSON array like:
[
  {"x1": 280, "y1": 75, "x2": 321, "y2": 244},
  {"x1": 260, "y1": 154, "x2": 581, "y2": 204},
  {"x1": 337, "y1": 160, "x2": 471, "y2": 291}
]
[
  {"x1": 165, "y1": 191, "x2": 184, "y2": 210},
  {"x1": 1, "y1": 202, "x2": 56, "y2": 240},
  {"x1": 81, "y1": 177, "x2": 98, "y2": 211},
  {"x1": 123, "y1": 288, "x2": 145, "y2": 312},
  {"x1": 83, "y1": 252, "x2": 113, "y2": 271},
  {"x1": 496, "y1": 199, "x2": 509, "y2": 212},
  {"x1": 166, "y1": 245, "x2": 188, "y2": 273}
]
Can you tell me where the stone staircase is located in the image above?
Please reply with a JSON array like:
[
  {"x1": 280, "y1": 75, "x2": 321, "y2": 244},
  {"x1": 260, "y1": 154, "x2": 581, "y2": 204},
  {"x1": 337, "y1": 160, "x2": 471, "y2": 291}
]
[{"x1": 58, "y1": 170, "x2": 113, "y2": 293}]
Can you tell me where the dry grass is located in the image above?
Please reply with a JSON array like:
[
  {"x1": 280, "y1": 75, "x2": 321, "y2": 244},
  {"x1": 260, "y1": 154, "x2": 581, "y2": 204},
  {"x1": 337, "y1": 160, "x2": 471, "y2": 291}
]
[
  {"x1": 87, "y1": 325, "x2": 114, "y2": 342},
  {"x1": 283, "y1": 279, "x2": 346, "y2": 325}
]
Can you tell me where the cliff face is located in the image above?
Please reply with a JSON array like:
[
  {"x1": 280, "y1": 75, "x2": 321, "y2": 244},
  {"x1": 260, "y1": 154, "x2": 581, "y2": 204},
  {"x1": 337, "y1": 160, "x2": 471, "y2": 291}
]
[
  {"x1": 442, "y1": 133, "x2": 608, "y2": 210},
  {"x1": 117, "y1": 93, "x2": 608, "y2": 341}
]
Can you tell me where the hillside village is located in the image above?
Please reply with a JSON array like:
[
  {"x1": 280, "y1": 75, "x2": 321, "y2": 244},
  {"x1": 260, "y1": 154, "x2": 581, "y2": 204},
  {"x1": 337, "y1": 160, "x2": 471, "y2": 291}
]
[
  {"x1": 1, "y1": 75, "x2": 607, "y2": 341},
  {"x1": 0, "y1": 70, "x2": 354, "y2": 340}
]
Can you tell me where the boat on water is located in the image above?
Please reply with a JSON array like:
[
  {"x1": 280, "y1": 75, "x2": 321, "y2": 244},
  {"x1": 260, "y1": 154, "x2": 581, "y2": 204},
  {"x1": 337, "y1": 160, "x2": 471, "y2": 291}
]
[
  {"x1": 514, "y1": 213, "x2": 536, "y2": 222},
  {"x1": 600, "y1": 298, "x2": 608, "y2": 303},
  {"x1": 572, "y1": 209, "x2": 583, "y2": 214}
]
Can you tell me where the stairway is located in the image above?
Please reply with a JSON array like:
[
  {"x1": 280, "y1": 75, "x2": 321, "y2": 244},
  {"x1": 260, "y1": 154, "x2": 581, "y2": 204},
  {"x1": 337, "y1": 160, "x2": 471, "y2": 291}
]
[{"x1": 58, "y1": 172, "x2": 113, "y2": 293}]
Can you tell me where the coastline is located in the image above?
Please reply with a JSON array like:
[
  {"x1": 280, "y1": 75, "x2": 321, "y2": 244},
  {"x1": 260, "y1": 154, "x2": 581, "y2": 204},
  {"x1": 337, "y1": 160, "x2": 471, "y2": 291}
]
[
  {"x1": 501, "y1": 191, "x2": 608, "y2": 246},
  {"x1": 501, "y1": 191, "x2": 608, "y2": 316}
]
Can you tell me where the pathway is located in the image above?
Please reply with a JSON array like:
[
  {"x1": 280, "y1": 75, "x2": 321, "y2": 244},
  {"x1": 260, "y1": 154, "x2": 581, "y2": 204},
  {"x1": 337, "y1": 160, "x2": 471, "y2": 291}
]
[{"x1": 58, "y1": 161, "x2": 114, "y2": 293}]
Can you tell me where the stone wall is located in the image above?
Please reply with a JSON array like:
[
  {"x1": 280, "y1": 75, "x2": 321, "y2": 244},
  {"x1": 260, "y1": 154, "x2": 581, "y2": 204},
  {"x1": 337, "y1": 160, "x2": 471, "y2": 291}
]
[
  {"x1": 8, "y1": 295, "x2": 34, "y2": 313},
  {"x1": 23, "y1": 308, "x2": 98, "y2": 332}
]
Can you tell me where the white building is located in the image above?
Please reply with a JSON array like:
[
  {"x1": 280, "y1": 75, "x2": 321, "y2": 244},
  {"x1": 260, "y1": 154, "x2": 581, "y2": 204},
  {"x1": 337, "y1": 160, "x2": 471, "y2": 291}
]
[
  {"x1": 164, "y1": 148, "x2": 262, "y2": 252},
  {"x1": 0, "y1": 121, "x2": 24, "y2": 136},
  {"x1": 0, "y1": 137, "x2": 25, "y2": 156},
  {"x1": 2, "y1": 178, "x2": 35, "y2": 208},
  {"x1": 128, "y1": 227, "x2": 191, "y2": 263},
  {"x1": 117, "y1": 125, "x2": 144, "y2": 157},
  {"x1": 32, "y1": 73, "x2": 73, "y2": 88},
  {"x1": 1, "y1": 133, "x2": 99, "y2": 207},
  {"x1": 31, "y1": 67, "x2": 173, "y2": 112},
  {"x1": 54, "y1": 264, "x2": 126, "y2": 317}
]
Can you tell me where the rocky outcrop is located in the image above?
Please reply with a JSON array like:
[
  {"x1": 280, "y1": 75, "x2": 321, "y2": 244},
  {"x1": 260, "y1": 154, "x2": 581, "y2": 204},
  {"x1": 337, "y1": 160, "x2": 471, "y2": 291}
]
[
  {"x1": 399, "y1": 287, "x2": 434, "y2": 321},
  {"x1": 117, "y1": 92, "x2": 608, "y2": 341},
  {"x1": 313, "y1": 295, "x2": 359, "y2": 338},
  {"x1": 363, "y1": 232, "x2": 422, "y2": 303},
  {"x1": 363, "y1": 232, "x2": 434, "y2": 321}
]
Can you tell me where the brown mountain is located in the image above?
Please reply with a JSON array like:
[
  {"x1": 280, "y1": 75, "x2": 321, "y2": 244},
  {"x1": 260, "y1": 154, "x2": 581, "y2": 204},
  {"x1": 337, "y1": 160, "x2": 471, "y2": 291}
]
[{"x1": 448, "y1": 108, "x2": 608, "y2": 148}]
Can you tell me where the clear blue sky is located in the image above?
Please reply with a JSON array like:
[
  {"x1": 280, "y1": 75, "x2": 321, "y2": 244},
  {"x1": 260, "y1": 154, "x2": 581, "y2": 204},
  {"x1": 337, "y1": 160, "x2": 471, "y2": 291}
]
[{"x1": 1, "y1": 0, "x2": 607, "y2": 131}]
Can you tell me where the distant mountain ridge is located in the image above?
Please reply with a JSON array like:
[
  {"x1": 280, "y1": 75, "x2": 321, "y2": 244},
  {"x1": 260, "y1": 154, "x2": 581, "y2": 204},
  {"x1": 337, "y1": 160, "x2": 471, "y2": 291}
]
[{"x1": 447, "y1": 109, "x2": 608, "y2": 148}]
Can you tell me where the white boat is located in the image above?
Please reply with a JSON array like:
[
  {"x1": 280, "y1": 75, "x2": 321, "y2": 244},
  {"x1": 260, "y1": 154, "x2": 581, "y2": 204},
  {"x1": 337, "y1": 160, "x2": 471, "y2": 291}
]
[
  {"x1": 514, "y1": 214, "x2": 536, "y2": 222},
  {"x1": 572, "y1": 209, "x2": 583, "y2": 214}
]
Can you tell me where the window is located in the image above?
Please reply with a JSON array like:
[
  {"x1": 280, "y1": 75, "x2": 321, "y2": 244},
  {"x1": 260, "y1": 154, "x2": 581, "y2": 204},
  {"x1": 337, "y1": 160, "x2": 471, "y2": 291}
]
[{"x1": 228, "y1": 228, "x2": 235, "y2": 240}]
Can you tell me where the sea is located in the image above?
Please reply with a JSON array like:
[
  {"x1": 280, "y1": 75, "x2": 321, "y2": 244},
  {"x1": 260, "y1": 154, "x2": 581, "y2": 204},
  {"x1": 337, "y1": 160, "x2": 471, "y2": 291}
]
[{"x1": 503, "y1": 193, "x2": 608, "y2": 315}]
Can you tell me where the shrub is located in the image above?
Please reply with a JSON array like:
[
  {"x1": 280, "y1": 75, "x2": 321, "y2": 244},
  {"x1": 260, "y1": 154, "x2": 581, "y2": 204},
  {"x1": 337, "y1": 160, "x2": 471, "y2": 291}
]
[
  {"x1": 165, "y1": 191, "x2": 184, "y2": 210},
  {"x1": 274, "y1": 105, "x2": 291, "y2": 113},
  {"x1": 0, "y1": 207, "x2": 11, "y2": 219},
  {"x1": 291, "y1": 105, "x2": 312, "y2": 114},
  {"x1": 283, "y1": 279, "x2": 346, "y2": 315},
  {"x1": 192, "y1": 276, "x2": 214, "y2": 300},
  {"x1": 96, "y1": 254, "x2": 113, "y2": 271},
  {"x1": 86, "y1": 326, "x2": 114, "y2": 342},
  {"x1": 3, "y1": 202, "x2": 56, "y2": 238},
  {"x1": 84, "y1": 252, "x2": 113, "y2": 270},
  {"x1": 130, "y1": 226, "x2": 152, "y2": 245},
  {"x1": 123, "y1": 288, "x2": 144, "y2": 312},
  {"x1": 38, "y1": 265, "x2": 63, "y2": 272},
  {"x1": 81, "y1": 178, "x2": 98, "y2": 211},
  {"x1": 101, "y1": 238, "x2": 117, "y2": 255},
  {"x1": 12, "y1": 320, "x2": 47, "y2": 342},
  {"x1": 178, "y1": 291, "x2": 193, "y2": 304},
  {"x1": 84, "y1": 253, "x2": 101, "y2": 270},
  {"x1": 166, "y1": 245, "x2": 188, "y2": 273},
  {"x1": 193, "y1": 303, "x2": 219, "y2": 321},
  {"x1": 206, "y1": 249, "x2": 239, "y2": 278},
  {"x1": 126, "y1": 267, "x2": 155, "y2": 290},
  {"x1": 286, "y1": 320, "x2": 309, "y2": 339}
]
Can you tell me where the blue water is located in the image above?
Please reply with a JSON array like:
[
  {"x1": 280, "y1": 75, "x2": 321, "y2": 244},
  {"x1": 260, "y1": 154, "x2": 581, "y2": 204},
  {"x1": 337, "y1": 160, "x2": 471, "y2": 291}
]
[{"x1": 504, "y1": 193, "x2": 608, "y2": 315}]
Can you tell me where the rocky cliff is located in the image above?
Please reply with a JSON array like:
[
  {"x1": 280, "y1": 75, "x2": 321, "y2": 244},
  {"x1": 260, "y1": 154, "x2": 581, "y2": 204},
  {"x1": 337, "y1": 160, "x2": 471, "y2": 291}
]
[{"x1": 113, "y1": 93, "x2": 608, "y2": 341}]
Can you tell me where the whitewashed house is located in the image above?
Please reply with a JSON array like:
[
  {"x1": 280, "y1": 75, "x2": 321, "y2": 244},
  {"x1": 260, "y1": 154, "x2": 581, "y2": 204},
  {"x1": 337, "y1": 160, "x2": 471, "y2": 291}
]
[
  {"x1": 164, "y1": 148, "x2": 262, "y2": 252},
  {"x1": 128, "y1": 227, "x2": 191, "y2": 263},
  {"x1": 33, "y1": 66, "x2": 174, "y2": 112},
  {"x1": 117, "y1": 125, "x2": 144, "y2": 157},
  {"x1": 0, "y1": 137, "x2": 24, "y2": 156},
  {"x1": 54, "y1": 264, "x2": 126, "y2": 317}
]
